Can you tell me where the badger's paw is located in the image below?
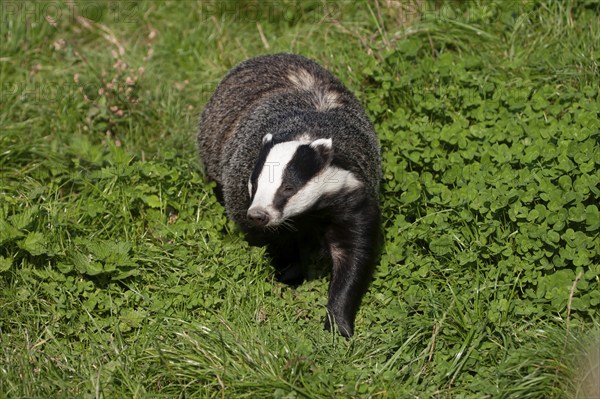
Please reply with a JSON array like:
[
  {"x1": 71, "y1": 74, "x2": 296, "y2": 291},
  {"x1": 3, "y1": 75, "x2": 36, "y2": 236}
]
[
  {"x1": 275, "y1": 263, "x2": 305, "y2": 287},
  {"x1": 324, "y1": 313, "x2": 353, "y2": 338}
]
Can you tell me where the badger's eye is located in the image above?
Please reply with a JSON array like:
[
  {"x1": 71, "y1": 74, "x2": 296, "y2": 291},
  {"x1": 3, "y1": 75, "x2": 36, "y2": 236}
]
[{"x1": 281, "y1": 184, "x2": 295, "y2": 194}]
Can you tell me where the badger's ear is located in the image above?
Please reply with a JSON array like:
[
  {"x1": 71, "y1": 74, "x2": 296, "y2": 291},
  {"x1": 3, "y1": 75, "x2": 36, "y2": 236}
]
[
  {"x1": 310, "y1": 138, "x2": 333, "y2": 165},
  {"x1": 262, "y1": 134, "x2": 273, "y2": 145}
]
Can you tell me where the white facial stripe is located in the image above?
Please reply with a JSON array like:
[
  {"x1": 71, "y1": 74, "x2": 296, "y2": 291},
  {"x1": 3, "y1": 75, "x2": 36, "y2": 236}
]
[
  {"x1": 249, "y1": 140, "x2": 304, "y2": 212},
  {"x1": 282, "y1": 166, "x2": 362, "y2": 219}
]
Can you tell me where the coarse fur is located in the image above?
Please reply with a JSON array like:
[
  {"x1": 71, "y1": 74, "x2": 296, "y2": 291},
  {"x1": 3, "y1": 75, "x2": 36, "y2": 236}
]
[{"x1": 197, "y1": 53, "x2": 381, "y2": 337}]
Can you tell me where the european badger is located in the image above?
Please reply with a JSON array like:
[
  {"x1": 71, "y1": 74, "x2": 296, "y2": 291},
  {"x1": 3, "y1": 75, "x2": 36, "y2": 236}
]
[{"x1": 197, "y1": 53, "x2": 381, "y2": 337}]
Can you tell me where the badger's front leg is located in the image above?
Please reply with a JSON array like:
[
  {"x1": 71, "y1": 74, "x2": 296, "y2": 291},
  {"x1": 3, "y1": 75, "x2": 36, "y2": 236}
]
[
  {"x1": 324, "y1": 197, "x2": 380, "y2": 337},
  {"x1": 266, "y1": 238, "x2": 305, "y2": 286}
]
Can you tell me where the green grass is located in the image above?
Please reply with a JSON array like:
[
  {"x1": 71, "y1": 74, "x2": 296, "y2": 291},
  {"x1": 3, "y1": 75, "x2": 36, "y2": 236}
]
[{"x1": 1, "y1": 0, "x2": 599, "y2": 397}]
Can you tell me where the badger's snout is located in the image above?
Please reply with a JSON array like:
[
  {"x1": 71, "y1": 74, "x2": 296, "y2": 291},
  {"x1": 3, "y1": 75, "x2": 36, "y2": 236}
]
[{"x1": 247, "y1": 207, "x2": 270, "y2": 227}]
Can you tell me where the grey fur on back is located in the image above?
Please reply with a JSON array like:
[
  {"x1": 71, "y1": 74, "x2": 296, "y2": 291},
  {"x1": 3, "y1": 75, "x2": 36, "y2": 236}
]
[{"x1": 197, "y1": 53, "x2": 381, "y2": 231}]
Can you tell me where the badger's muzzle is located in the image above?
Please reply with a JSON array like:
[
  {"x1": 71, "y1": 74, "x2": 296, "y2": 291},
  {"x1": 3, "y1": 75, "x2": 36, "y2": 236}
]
[{"x1": 247, "y1": 207, "x2": 270, "y2": 227}]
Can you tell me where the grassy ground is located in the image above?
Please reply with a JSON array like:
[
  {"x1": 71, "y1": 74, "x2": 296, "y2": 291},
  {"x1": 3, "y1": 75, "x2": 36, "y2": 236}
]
[{"x1": 1, "y1": 1, "x2": 599, "y2": 397}]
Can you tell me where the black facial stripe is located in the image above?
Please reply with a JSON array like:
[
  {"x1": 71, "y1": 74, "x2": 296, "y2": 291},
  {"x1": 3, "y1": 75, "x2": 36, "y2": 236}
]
[
  {"x1": 273, "y1": 187, "x2": 292, "y2": 211},
  {"x1": 249, "y1": 138, "x2": 275, "y2": 198},
  {"x1": 290, "y1": 145, "x2": 323, "y2": 181}
]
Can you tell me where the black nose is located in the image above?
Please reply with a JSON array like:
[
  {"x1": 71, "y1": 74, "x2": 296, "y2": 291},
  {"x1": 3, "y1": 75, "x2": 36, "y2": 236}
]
[{"x1": 247, "y1": 208, "x2": 270, "y2": 227}]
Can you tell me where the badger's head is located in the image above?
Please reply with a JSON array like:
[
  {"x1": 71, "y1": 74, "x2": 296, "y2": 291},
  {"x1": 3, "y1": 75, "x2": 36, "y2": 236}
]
[{"x1": 246, "y1": 133, "x2": 360, "y2": 228}]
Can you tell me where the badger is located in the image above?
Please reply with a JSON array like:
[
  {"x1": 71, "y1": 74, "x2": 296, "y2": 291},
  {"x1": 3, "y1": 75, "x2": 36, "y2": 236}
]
[{"x1": 197, "y1": 53, "x2": 381, "y2": 337}]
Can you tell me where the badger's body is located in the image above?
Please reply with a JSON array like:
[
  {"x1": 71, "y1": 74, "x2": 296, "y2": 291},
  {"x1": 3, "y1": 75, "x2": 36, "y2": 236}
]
[{"x1": 197, "y1": 53, "x2": 381, "y2": 337}]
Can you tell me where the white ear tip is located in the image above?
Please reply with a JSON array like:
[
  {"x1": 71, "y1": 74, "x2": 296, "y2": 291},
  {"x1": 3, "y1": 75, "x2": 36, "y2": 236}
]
[
  {"x1": 310, "y1": 138, "x2": 332, "y2": 149},
  {"x1": 262, "y1": 134, "x2": 273, "y2": 144}
]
